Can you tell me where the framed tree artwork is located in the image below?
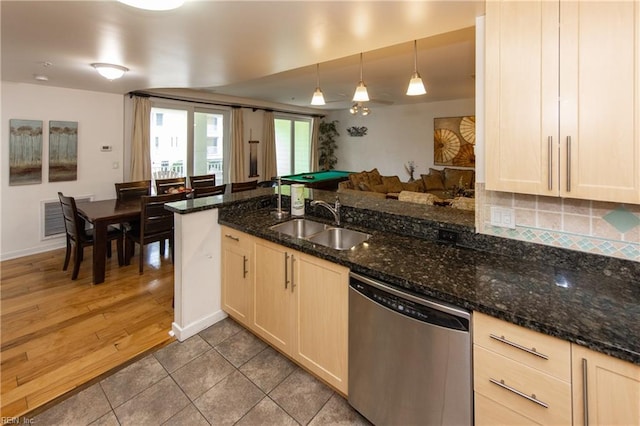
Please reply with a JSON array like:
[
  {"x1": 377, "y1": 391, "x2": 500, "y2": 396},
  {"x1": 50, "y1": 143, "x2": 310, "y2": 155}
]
[
  {"x1": 9, "y1": 119, "x2": 43, "y2": 185},
  {"x1": 49, "y1": 120, "x2": 78, "y2": 182}
]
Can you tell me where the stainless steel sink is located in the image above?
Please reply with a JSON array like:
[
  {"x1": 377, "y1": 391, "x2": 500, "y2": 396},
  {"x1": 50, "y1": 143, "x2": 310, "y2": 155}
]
[
  {"x1": 270, "y1": 218, "x2": 328, "y2": 238},
  {"x1": 306, "y1": 227, "x2": 371, "y2": 250}
]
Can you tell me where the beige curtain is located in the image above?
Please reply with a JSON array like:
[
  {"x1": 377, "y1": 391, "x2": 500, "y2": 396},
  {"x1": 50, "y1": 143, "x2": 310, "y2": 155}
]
[
  {"x1": 310, "y1": 117, "x2": 320, "y2": 172},
  {"x1": 130, "y1": 96, "x2": 152, "y2": 181},
  {"x1": 231, "y1": 107, "x2": 245, "y2": 182},
  {"x1": 262, "y1": 111, "x2": 277, "y2": 180}
]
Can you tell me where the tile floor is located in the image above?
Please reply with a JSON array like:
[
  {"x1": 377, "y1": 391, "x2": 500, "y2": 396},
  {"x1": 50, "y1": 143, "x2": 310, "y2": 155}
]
[{"x1": 32, "y1": 318, "x2": 371, "y2": 426}]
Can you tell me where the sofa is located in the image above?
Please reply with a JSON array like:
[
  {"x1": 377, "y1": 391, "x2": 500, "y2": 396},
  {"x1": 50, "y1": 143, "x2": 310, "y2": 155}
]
[{"x1": 337, "y1": 167, "x2": 475, "y2": 202}]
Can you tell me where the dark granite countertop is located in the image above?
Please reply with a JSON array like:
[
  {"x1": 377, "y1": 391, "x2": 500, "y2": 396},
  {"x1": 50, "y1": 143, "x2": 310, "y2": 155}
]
[{"x1": 167, "y1": 188, "x2": 640, "y2": 365}]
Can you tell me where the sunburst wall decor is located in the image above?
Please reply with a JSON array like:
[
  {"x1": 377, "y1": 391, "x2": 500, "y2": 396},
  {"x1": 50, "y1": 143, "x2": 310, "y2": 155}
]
[{"x1": 433, "y1": 116, "x2": 475, "y2": 167}]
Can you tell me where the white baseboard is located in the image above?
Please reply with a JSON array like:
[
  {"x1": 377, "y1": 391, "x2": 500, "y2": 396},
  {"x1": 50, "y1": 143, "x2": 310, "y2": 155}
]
[
  {"x1": 171, "y1": 310, "x2": 228, "y2": 342},
  {"x1": 1, "y1": 240, "x2": 66, "y2": 261}
]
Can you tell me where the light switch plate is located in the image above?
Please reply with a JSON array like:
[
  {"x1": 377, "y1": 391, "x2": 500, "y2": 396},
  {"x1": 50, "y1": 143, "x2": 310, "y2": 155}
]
[{"x1": 490, "y1": 206, "x2": 516, "y2": 229}]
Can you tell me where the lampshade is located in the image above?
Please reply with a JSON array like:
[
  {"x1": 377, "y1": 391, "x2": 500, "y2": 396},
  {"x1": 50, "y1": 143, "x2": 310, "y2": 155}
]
[
  {"x1": 406, "y1": 40, "x2": 427, "y2": 96},
  {"x1": 310, "y1": 64, "x2": 326, "y2": 106},
  {"x1": 117, "y1": 0, "x2": 185, "y2": 11},
  {"x1": 91, "y1": 63, "x2": 129, "y2": 80},
  {"x1": 352, "y1": 53, "x2": 370, "y2": 102},
  {"x1": 407, "y1": 72, "x2": 427, "y2": 96}
]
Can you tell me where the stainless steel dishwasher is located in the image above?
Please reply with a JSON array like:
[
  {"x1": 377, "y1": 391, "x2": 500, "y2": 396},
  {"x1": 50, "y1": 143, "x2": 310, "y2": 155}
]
[{"x1": 348, "y1": 272, "x2": 472, "y2": 426}]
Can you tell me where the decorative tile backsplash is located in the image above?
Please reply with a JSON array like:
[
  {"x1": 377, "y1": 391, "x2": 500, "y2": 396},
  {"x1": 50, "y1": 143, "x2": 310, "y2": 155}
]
[{"x1": 476, "y1": 183, "x2": 640, "y2": 262}]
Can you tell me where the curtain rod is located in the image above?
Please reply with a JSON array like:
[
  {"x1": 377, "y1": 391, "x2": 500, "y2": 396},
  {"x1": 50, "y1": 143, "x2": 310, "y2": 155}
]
[{"x1": 129, "y1": 91, "x2": 325, "y2": 118}]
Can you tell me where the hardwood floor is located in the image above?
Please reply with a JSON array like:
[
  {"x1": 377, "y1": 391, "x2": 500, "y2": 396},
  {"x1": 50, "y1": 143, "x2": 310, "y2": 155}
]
[{"x1": 0, "y1": 242, "x2": 175, "y2": 419}]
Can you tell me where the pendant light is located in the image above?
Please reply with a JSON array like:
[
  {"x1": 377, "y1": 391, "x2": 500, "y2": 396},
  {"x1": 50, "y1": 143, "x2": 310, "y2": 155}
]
[
  {"x1": 352, "y1": 53, "x2": 370, "y2": 102},
  {"x1": 406, "y1": 40, "x2": 427, "y2": 96},
  {"x1": 310, "y1": 63, "x2": 326, "y2": 106}
]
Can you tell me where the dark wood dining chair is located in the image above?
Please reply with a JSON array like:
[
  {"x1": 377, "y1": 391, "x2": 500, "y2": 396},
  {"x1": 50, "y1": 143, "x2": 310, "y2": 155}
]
[
  {"x1": 189, "y1": 174, "x2": 216, "y2": 189},
  {"x1": 58, "y1": 192, "x2": 123, "y2": 280},
  {"x1": 231, "y1": 180, "x2": 258, "y2": 193},
  {"x1": 192, "y1": 184, "x2": 227, "y2": 198},
  {"x1": 124, "y1": 192, "x2": 186, "y2": 274},
  {"x1": 115, "y1": 180, "x2": 151, "y2": 201},
  {"x1": 155, "y1": 177, "x2": 187, "y2": 195}
]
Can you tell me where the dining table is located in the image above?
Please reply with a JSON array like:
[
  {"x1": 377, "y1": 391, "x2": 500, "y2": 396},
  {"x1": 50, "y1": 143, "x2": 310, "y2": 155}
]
[{"x1": 76, "y1": 198, "x2": 141, "y2": 284}]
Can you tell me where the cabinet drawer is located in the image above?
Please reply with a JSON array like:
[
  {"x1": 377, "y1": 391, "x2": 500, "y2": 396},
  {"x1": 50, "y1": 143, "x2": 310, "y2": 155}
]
[
  {"x1": 473, "y1": 312, "x2": 570, "y2": 381},
  {"x1": 221, "y1": 226, "x2": 254, "y2": 250},
  {"x1": 475, "y1": 393, "x2": 546, "y2": 426},
  {"x1": 474, "y1": 346, "x2": 571, "y2": 426}
]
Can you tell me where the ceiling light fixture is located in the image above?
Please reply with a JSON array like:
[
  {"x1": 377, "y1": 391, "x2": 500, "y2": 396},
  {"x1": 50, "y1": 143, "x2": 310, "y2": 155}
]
[
  {"x1": 91, "y1": 63, "x2": 129, "y2": 80},
  {"x1": 352, "y1": 53, "x2": 370, "y2": 102},
  {"x1": 117, "y1": 0, "x2": 185, "y2": 11},
  {"x1": 350, "y1": 103, "x2": 370, "y2": 116},
  {"x1": 406, "y1": 40, "x2": 427, "y2": 96},
  {"x1": 310, "y1": 63, "x2": 326, "y2": 106}
]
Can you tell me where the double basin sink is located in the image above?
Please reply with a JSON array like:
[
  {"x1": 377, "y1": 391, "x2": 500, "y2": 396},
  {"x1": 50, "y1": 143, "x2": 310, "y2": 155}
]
[{"x1": 270, "y1": 218, "x2": 370, "y2": 250}]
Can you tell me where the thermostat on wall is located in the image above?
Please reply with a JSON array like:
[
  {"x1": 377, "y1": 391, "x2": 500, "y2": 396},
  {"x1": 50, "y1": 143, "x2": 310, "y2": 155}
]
[{"x1": 100, "y1": 145, "x2": 112, "y2": 152}]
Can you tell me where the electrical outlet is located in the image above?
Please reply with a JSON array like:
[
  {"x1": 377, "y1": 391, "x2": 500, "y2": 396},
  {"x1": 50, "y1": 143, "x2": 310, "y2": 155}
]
[
  {"x1": 438, "y1": 229, "x2": 458, "y2": 244},
  {"x1": 490, "y1": 206, "x2": 516, "y2": 229}
]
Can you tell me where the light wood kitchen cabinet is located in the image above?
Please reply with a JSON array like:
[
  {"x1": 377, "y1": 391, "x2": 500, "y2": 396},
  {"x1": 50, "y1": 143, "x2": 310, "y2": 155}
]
[
  {"x1": 252, "y1": 237, "x2": 349, "y2": 394},
  {"x1": 220, "y1": 226, "x2": 254, "y2": 328},
  {"x1": 485, "y1": 0, "x2": 640, "y2": 203},
  {"x1": 293, "y1": 252, "x2": 349, "y2": 394},
  {"x1": 253, "y1": 238, "x2": 296, "y2": 355},
  {"x1": 473, "y1": 312, "x2": 572, "y2": 425},
  {"x1": 572, "y1": 344, "x2": 640, "y2": 426}
]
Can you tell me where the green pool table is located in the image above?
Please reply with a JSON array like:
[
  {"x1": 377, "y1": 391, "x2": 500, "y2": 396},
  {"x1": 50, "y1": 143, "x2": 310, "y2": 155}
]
[{"x1": 280, "y1": 170, "x2": 352, "y2": 190}]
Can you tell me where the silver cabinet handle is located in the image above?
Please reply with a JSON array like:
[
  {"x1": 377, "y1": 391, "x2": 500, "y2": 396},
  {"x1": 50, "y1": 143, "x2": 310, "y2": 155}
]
[
  {"x1": 242, "y1": 255, "x2": 248, "y2": 278},
  {"x1": 489, "y1": 378, "x2": 549, "y2": 409},
  {"x1": 290, "y1": 255, "x2": 296, "y2": 293},
  {"x1": 224, "y1": 234, "x2": 239, "y2": 241},
  {"x1": 284, "y1": 252, "x2": 289, "y2": 289},
  {"x1": 582, "y1": 358, "x2": 589, "y2": 426},
  {"x1": 548, "y1": 136, "x2": 553, "y2": 190},
  {"x1": 566, "y1": 136, "x2": 572, "y2": 192},
  {"x1": 489, "y1": 334, "x2": 549, "y2": 360}
]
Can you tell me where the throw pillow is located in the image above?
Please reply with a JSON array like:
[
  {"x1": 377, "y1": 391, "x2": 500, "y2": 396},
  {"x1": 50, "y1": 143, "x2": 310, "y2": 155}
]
[
  {"x1": 348, "y1": 172, "x2": 368, "y2": 191},
  {"x1": 382, "y1": 175, "x2": 403, "y2": 193},
  {"x1": 443, "y1": 168, "x2": 474, "y2": 190},
  {"x1": 358, "y1": 181, "x2": 372, "y2": 191},
  {"x1": 366, "y1": 168, "x2": 383, "y2": 186},
  {"x1": 421, "y1": 169, "x2": 445, "y2": 191},
  {"x1": 402, "y1": 181, "x2": 423, "y2": 192},
  {"x1": 398, "y1": 191, "x2": 442, "y2": 205}
]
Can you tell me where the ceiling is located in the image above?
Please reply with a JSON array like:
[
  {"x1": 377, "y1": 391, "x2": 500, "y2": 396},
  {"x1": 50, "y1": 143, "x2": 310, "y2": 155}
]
[{"x1": 1, "y1": 1, "x2": 483, "y2": 111}]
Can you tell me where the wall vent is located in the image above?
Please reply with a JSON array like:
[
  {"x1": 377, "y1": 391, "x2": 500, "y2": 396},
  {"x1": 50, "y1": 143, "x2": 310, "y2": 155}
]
[{"x1": 41, "y1": 196, "x2": 92, "y2": 240}]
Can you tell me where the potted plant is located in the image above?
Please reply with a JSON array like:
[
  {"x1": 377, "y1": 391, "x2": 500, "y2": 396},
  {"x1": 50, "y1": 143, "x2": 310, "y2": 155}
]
[{"x1": 318, "y1": 120, "x2": 339, "y2": 170}]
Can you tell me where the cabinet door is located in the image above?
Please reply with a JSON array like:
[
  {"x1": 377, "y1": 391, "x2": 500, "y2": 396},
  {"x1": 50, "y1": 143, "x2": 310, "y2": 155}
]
[
  {"x1": 293, "y1": 253, "x2": 349, "y2": 394},
  {"x1": 572, "y1": 345, "x2": 640, "y2": 426},
  {"x1": 485, "y1": 0, "x2": 559, "y2": 196},
  {"x1": 559, "y1": 1, "x2": 640, "y2": 203},
  {"x1": 221, "y1": 228, "x2": 253, "y2": 328},
  {"x1": 253, "y1": 239, "x2": 295, "y2": 354}
]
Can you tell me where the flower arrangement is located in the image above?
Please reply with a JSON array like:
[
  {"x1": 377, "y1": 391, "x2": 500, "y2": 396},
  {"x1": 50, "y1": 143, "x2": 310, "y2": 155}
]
[{"x1": 404, "y1": 161, "x2": 416, "y2": 182}]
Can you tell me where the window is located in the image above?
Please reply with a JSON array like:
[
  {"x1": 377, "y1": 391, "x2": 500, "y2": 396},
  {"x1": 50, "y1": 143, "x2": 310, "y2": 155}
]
[
  {"x1": 274, "y1": 115, "x2": 312, "y2": 176},
  {"x1": 150, "y1": 104, "x2": 229, "y2": 185}
]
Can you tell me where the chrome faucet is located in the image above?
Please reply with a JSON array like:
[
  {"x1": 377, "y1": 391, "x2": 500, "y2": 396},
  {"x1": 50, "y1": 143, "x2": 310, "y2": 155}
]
[{"x1": 311, "y1": 196, "x2": 341, "y2": 226}]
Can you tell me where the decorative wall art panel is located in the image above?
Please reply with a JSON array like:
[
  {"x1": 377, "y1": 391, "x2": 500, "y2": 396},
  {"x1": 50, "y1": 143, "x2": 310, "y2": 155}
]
[
  {"x1": 9, "y1": 119, "x2": 43, "y2": 185},
  {"x1": 49, "y1": 120, "x2": 78, "y2": 182},
  {"x1": 433, "y1": 116, "x2": 475, "y2": 167}
]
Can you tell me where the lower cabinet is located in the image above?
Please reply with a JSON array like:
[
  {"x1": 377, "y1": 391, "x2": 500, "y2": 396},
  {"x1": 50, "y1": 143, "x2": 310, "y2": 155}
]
[
  {"x1": 572, "y1": 344, "x2": 640, "y2": 426},
  {"x1": 222, "y1": 231, "x2": 349, "y2": 395},
  {"x1": 473, "y1": 312, "x2": 572, "y2": 425},
  {"x1": 220, "y1": 226, "x2": 254, "y2": 328}
]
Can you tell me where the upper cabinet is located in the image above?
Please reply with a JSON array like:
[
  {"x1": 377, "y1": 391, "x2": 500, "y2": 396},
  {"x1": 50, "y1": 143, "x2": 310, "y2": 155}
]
[{"x1": 485, "y1": 0, "x2": 640, "y2": 204}]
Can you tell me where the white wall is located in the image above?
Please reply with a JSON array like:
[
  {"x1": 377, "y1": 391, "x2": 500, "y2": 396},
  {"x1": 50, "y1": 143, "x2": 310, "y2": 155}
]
[
  {"x1": 1, "y1": 82, "x2": 125, "y2": 260},
  {"x1": 328, "y1": 98, "x2": 475, "y2": 178}
]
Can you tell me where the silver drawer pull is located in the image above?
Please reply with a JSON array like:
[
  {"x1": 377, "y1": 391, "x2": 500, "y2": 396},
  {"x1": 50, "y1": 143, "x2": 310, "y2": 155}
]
[
  {"x1": 489, "y1": 334, "x2": 549, "y2": 360},
  {"x1": 489, "y1": 378, "x2": 549, "y2": 409},
  {"x1": 224, "y1": 234, "x2": 240, "y2": 242}
]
